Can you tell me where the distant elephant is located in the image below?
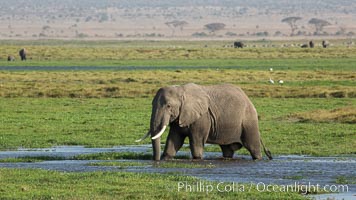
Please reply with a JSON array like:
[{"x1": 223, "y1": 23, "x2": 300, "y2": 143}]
[
  {"x1": 309, "y1": 41, "x2": 314, "y2": 48},
  {"x1": 301, "y1": 44, "x2": 308, "y2": 48},
  {"x1": 7, "y1": 55, "x2": 15, "y2": 61},
  {"x1": 136, "y1": 83, "x2": 272, "y2": 161},
  {"x1": 19, "y1": 48, "x2": 27, "y2": 61},
  {"x1": 234, "y1": 41, "x2": 244, "y2": 48},
  {"x1": 322, "y1": 40, "x2": 329, "y2": 48}
]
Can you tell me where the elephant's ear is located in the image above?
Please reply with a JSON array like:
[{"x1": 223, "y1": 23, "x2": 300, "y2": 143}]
[{"x1": 179, "y1": 83, "x2": 209, "y2": 127}]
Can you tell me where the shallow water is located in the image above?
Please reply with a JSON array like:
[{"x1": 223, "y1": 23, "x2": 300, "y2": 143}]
[
  {"x1": 0, "y1": 145, "x2": 151, "y2": 159},
  {"x1": 0, "y1": 145, "x2": 355, "y2": 199}
]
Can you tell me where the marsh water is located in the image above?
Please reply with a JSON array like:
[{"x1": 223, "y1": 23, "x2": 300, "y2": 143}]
[{"x1": 0, "y1": 145, "x2": 355, "y2": 200}]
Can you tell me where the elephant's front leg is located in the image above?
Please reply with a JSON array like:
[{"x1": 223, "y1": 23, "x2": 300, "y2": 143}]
[
  {"x1": 189, "y1": 136, "x2": 204, "y2": 159},
  {"x1": 161, "y1": 125, "x2": 186, "y2": 160},
  {"x1": 188, "y1": 121, "x2": 210, "y2": 160}
]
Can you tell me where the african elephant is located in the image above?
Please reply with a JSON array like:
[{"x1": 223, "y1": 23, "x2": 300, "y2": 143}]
[
  {"x1": 19, "y1": 48, "x2": 27, "y2": 61},
  {"x1": 234, "y1": 41, "x2": 244, "y2": 48},
  {"x1": 136, "y1": 83, "x2": 272, "y2": 161}
]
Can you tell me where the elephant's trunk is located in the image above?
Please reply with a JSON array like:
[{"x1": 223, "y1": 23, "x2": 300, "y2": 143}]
[
  {"x1": 152, "y1": 137, "x2": 161, "y2": 161},
  {"x1": 151, "y1": 125, "x2": 167, "y2": 160},
  {"x1": 135, "y1": 129, "x2": 163, "y2": 160},
  {"x1": 149, "y1": 103, "x2": 170, "y2": 160}
]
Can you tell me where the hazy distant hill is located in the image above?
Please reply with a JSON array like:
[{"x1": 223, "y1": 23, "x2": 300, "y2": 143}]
[{"x1": 0, "y1": 0, "x2": 355, "y2": 39}]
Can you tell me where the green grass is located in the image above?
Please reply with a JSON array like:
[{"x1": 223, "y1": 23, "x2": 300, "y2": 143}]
[
  {"x1": 1, "y1": 58, "x2": 356, "y2": 71},
  {"x1": 0, "y1": 168, "x2": 305, "y2": 200},
  {"x1": 334, "y1": 176, "x2": 356, "y2": 184},
  {"x1": 87, "y1": 161, "x2": 146, "y2": 168},
  {"x1": 0, "y1": 97, "x2": 355, "y2": 156},
  {"x1": 1, "y1": 39, "x2": 356, "y2": 70},
  {"x1": 0, "y1": 98, "x2": 149, "y2": 148},
  {"x1": 0, "y1": 156, "x2": 66, "y2": 163}
]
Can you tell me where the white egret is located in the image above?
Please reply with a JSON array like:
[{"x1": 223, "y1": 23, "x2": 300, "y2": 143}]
[{"x1": 269, "y1": 78, "x2": 274, "y2": 84}]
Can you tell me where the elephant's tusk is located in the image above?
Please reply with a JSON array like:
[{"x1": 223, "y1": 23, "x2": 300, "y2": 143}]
[
  {"x1": 151, "y1": 125, "x2": 167, "y2": 140},
  {"x1": 135, "y1": 131, "x2": 150, "y2": 142}
]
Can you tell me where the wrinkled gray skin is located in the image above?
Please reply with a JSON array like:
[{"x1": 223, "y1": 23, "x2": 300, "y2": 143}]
[{"x1": 145, "y1": 83, "x2": 272, "y2": 161}]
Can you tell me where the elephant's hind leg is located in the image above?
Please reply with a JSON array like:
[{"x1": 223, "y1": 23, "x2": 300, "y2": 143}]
[
  {"x1": 220, "y1": 143, "x2": 242, "y2": 158},
  {"x1": 220, "y1": 145, "x2": 234, "y2": 158},
  {"x1": 241, "y1": 122, "x2": 262, "y2": 160}
]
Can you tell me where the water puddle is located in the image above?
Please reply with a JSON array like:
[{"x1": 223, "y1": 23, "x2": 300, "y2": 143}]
[
  {"x1": 0, "y1": 145, "x2": 151, "y2": 159},
  {"x1": 0, "y1": 145, "x2": 355, "y2": 199}
]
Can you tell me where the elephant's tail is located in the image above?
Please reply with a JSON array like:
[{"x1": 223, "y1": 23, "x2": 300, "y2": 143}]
[{"x1": 260, "y1": 138, "x2": 273, "y2": 160}]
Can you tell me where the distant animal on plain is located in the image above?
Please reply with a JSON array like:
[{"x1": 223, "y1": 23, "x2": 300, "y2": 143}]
[
  {"x1": 7, "y1": 55, "x2": 15, "y2": 61},
  {"x1": 309, "y1": 41, "x2": 314, "y2": 48},
  {"x1": 19, "y1": 48, "x2": 27, "y2": 61},
  {"x1": 234, "y1": 41, "x2": 244, "y2": 48},
  {"x1": 322, "y1": 40, "x2": 329, "y2": 48},
  {"x1": 301, "y1": 44, "x2": 308, "y2": 48}
]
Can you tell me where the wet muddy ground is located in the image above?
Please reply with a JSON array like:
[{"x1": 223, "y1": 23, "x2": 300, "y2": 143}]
[{"x1": 0, "y1": 145, "x2": 355, "y2": 199}]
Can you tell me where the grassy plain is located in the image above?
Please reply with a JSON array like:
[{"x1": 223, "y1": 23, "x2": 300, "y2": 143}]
[
  {"x1": 0, "y1": 97, "x2": 355, "y2": 156},
  {"x1": 0, "y1": 40, "x2": 355, "y2": 199},
  {"x1": 1, "y1": 39, "x2": 356, "y2": 70},
  {"x1": 0, "y1": 168, "x2": 305, "y2": 200},
  {"x1": 0, "y1": 69, "x2": 355, "y2": 98}
]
